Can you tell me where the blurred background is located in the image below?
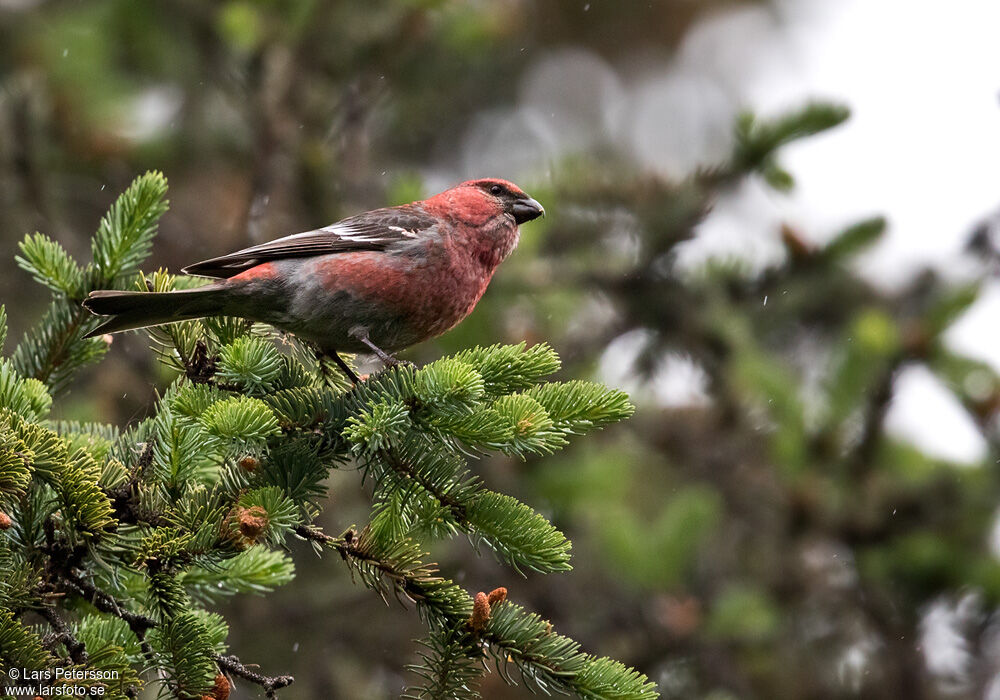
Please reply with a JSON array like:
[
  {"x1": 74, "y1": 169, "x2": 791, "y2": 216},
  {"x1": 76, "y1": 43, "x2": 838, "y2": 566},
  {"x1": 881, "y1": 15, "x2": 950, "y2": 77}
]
[{"x1": 3, "y1": 0, "x2": 1000, "y2": 697}]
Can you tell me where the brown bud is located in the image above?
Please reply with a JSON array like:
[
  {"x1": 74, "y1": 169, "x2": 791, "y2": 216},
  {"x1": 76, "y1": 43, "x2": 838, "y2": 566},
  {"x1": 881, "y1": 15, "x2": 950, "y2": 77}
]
[
  {"x1": 652, "y1": 595, "x2": 702, "y2": 637},
  {"x1": 0, "y1": 511, "x2": 11, "y2": 530},
  {"x1": 468, "y1": 592, "x2": 491, "y2": 632},
  {"x1": 971, "y1": 391, "x2": 1000, "y2": 421},
  {"x1": 901, "y1": 320, "x2": 931, "y2": 358},
  {"x1": 237, "y1": 455, "x2": 259, "y2": 472},
  {"x1": 486, "y1": 587, "x2": 507, "y2": 607},
  {"x1": 238, "y1": 506, "x2": 268, "y2": 542},
  {"x1": 212, "y1": 674, "x2": 230, "y2": 700},
  {"x1": 781, "y1": 223, "x2": 814, "y2": 261}
]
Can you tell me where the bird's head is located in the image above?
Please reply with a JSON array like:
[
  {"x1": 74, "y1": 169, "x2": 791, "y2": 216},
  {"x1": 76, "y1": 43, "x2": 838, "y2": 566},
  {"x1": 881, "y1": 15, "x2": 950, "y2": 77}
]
[{"x1": 425, "y1": 178, "x2": 545, "y2": 227}]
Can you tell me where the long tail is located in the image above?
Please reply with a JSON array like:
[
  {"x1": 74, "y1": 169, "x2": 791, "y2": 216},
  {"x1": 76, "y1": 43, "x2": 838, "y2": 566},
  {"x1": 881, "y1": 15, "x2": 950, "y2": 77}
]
[{"x1": 82, "y1": 286, "x2": 232, "y2": 337}]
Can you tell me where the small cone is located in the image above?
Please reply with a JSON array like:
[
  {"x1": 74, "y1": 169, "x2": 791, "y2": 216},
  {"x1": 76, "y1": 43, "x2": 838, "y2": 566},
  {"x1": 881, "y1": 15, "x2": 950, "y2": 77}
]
[
  {"x1": 487, "y1": 587, "x2": 507, "y2": 606},
  {"x1": 469, "y1": 592, "x2": 491, "y2": 632},
  {"x1": 238, "y1": 506, "x2": 269, "y2": 542}
]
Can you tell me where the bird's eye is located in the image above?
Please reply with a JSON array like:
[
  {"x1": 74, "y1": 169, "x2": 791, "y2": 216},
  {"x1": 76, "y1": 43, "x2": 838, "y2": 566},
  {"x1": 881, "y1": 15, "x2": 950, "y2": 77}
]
[{"x1": 489, "y1": 184, "x2": 503, "y2": 195}]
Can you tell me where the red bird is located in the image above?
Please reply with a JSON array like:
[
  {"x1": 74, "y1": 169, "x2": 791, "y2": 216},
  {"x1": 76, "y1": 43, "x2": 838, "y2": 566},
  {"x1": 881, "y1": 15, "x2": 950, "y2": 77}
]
[{"x1": 83, "y1": 178, "x2": 545, "y2": 381}]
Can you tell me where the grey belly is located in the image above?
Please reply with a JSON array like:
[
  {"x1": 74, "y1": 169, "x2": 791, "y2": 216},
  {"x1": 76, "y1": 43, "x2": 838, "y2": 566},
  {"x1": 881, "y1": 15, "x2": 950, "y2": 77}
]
[
  {"x1": 232, "y1": 264, "x2": 418, "y2": 353},
  {"x1": 285, "y1": 288, "x2": 417, "y2": 353}
]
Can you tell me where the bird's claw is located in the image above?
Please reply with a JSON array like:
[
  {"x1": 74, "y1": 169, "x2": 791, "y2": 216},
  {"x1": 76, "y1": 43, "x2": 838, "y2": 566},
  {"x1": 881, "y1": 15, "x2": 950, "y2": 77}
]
[
  {"x1": 314, "y1": 346, "x2": 360, "y2": 385},
  {"x1": 384, "y1": 357, "x2": 416, "y2": 369}
]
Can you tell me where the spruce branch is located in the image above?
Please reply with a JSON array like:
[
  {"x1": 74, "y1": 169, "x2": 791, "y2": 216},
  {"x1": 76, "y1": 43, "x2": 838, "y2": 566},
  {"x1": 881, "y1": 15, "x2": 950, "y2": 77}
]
[
  {"x1": 59, "y1": 568, "x2": 156, "y2": 638},
  {"x1": 50, "y1": 546, "x2": 295, "y2": 698},
  {"x1": 369, "y1": 441, "x2": 572, "y2": 573},
  {"x1": 41, "y1": 522, "x2": 155, "y2": 645},
  {"x1": 38, "y1": 604, "x2": 88, "y2": 664},
  {"x1": 12, "y1": 299, "x2": 107, "y2": 394},
  {"x1": 38, "y1": 533, "x2": 157, "y2": 662},
  {"x1": 12, "y1": 171, "x2": 168, "y2": 394},
  {"x1": 402, "y1": 631, "x2": 484, "y2": 700},
  {"x1": 0, "y1": 609, "x2": 55, "y2": 675},
  {"x1": 293, "y1": 524, "x2": 655, "y2": 699},
  {"x1": 103, "y1": 441, "x2": 168, "y2": 527},
  {"x1": 294, "y1": 524, "x2": 455, "y2": 609},
  {"x1": 847, "y1": 351, "x2": 905, "y2": 479},
  {"x1": 213, "y1": 653, "x2": 294, "y2": 698},
  {"x1": 379, "y1": 444, "x2": 468, "y2": 520}
]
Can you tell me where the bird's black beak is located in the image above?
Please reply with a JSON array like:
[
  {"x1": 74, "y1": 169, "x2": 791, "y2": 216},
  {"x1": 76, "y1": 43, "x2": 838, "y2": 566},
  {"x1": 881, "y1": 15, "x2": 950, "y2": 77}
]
[{"x1": 512, "y1": 196, "x2": 545, "y2": 224}]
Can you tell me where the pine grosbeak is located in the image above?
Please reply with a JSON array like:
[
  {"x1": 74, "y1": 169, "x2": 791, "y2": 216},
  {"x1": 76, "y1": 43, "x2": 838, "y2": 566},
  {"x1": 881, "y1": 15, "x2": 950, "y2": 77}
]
[{"x1": 83, "y1": 178, "x2": 545, "y2": 381}]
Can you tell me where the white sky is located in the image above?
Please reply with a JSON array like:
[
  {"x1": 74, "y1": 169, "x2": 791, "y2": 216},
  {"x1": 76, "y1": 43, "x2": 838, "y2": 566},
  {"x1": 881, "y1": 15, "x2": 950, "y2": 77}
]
[
  {"x1": 673, "y1": 0, "x2": 1000, "y2": 280},
  {"x1": 668, "y1": 0, "x2": 1000, "y2": 463},
  {"x1": 765, "y1": 0, "x2": 1000, "y2": 463},
  {"x1": 769, "y1": 0, "x2": 1000, "y2": 279}
]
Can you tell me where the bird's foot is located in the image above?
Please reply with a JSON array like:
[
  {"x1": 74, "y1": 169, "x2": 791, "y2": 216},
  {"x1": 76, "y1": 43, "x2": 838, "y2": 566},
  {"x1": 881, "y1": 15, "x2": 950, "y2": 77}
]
[
  {"x1": 349, "y1": 329, "x2": 414, "y2": 370},
  {"x1": 314, "y1": 347, "x2": 359, "y2": 385},
  {"x1": 385, "y1": 357, "x2": 416, "y2": 369}
]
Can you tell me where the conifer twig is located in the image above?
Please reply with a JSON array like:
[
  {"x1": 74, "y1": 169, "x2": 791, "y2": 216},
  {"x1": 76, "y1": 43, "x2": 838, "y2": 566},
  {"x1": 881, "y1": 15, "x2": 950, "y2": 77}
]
[
  {"x1": 213, "y1": 653, "x2": 294, "y2": 698},
  {"x1": 847, "y1": 352, "x2": 905, "y2": 478},
  {"x1": 41, "y1": 517, "x2": 155, "y2": 640},
  {"x1": 104, "y1": 442, "x2": 167, "y2": 526},
  {"x1": 294, "y1": 524, "x2": 445, "y2": 606},
  {"x1": 38, "y1": 605, "x2": 88, "y2": 664},
  {"x1": 30, "y1": 306, "x2": 93, "y2": 388},
  {"x1": 377, "y1": 446, "x2": 468, "y2": 519},
  {"x1": 58, "y1": 568, "x2": 156, "y2": 659},
  {"x1": 295, "y1": 525, "x2": 409, "y2": 581}
]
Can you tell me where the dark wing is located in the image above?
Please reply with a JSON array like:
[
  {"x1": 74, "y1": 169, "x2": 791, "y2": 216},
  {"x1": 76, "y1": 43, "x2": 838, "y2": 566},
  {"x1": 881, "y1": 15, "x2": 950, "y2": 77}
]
[{"x1": 183, "y1": 206, "x2": 435, "y2": 278}]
